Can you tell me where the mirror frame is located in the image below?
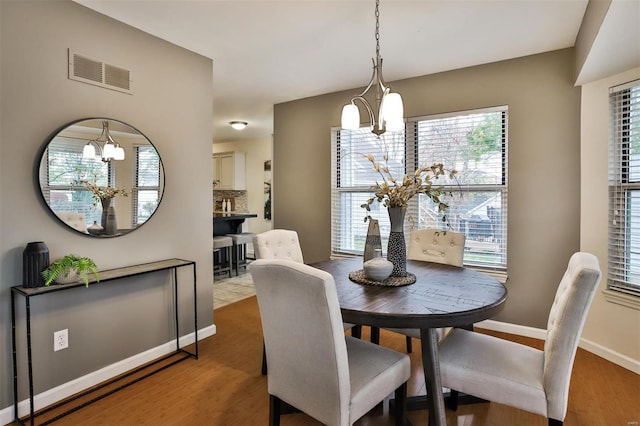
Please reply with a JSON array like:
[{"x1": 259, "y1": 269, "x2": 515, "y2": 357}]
[{"x1": 38, "y1": 117, "x2": 165, "y2": 238}]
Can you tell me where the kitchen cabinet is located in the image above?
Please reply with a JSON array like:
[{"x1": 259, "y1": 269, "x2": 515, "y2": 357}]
[{"x1": 213, "y1": 151, "x2": 246, "y2": 190}]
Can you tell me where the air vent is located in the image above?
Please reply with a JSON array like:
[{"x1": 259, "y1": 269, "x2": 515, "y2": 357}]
[{"x1": 68, "y1": 49, "x2": 132, "y2": 94}]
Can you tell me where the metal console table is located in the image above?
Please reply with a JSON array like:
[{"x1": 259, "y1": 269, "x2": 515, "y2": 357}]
[{"x1": 11, "y1": 258, "x2": 198, "y2": 425}]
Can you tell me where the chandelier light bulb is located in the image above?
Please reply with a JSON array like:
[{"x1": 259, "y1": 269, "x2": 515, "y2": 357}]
[
  {"x1": 341, "y1": 104, "x2": 361, "y2": 130},
  {"x1": 82, "y1": 143, "x2": 96, "y2": 159},
  {"x1": 382, "y1": 93, "x2": 404, "y2": 131},
  {"x1": 102, "y1": 141, "x2": 115, "y2": 159},
  {"x1": 113, "y1": 145, "x2": 125, "y2": 161}
]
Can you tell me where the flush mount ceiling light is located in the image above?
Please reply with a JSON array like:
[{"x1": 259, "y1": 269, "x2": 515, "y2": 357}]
[
  {"x1": 82, "y1": 120, "x2": 125, "y2": 162},
  {"x1": 341, "y1": 0, "x2": 404, "y2": 136},
  {"x1": 230, "y1": 121, "x2": 248, "y2": 130}
]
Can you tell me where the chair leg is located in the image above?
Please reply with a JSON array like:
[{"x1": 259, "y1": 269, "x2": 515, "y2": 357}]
[
  {"x1": 446, "y1": 389, "x2": 459, "y2": 411},
  {"x1": 261, "y1": 340, "x2": 268, "y2": 375},
  {"x1": 370, "y1": 326, "x2": 380, "y2": 344},
  {"x1": 269, "y1": 395, "x2": 281, "y2": 426},
  {"x1": 405, "y1": 336, "x2": 413, "y2": 353},
  {"x1": 351, "y1": 325, "x2": 362, "y2": 339},
  {"x1": 548, "y1": 419, "x2": 563, "y2": 426},
  {"x1": 393, "y1": 382, "x2": 407, "y2": 426}
]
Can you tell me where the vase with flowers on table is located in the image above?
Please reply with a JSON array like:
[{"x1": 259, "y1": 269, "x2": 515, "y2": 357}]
[
  {"x1": 79, "y1": 175, "x2": 128, "y2": 236},
  {"x1": 352, "y1": 153, "x2": 457, "y2": 287}
]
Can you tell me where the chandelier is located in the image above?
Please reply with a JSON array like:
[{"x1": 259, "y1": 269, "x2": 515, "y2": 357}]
[
  {"x1": 341, "y1": 0, "x2": 404, "y2": 136},
  {"x1": 82, "y1": 120, "x2": 125, "y2": 162}
]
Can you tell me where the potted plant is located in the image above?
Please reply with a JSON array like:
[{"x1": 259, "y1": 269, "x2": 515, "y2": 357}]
[{"x1": 41, "y1": 254, "x2": 100, "y2": 287}]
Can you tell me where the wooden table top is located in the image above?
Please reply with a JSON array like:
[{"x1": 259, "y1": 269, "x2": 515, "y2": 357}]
[{"x1": 310, "y1": 257, "x2": 507, "y2": 329}]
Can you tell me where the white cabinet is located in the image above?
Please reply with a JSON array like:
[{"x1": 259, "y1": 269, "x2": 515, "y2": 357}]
[{"x1": 213, "y1": 151, "x2": 246, "y2": 190}]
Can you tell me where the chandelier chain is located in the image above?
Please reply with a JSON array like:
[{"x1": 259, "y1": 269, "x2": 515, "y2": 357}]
[{"x1": 375, "y1": 0, "x2": 380, "y2": 59}]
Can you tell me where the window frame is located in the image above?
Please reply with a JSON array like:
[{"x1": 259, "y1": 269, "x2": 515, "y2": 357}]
[{"x1": 608, "y1": 80, "x2": 640, "y2": 298}]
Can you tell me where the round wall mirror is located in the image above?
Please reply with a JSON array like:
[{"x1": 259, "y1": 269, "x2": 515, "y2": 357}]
[{"x1": 39, "y1": 118, "x2": 164, "y2": 237}]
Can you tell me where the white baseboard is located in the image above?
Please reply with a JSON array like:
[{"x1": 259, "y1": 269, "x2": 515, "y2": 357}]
[
  {"x1": 476, "y1": 319, "x2": 547, "y2": 340},
  {"x1": 579, "y1": 337, "x2": 640, "y2": 374},
  {"x1": 477, "y1": 319, "x2": 640, "y2": 374},
  {"x1": 0, "y1": 324, "x2": 216, "y2": 426}
]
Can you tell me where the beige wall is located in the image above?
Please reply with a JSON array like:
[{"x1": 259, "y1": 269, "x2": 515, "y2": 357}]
[
  {"x1": 1, "y1": 0, "x2": 213, "y2": 411},
  {"x1": 580, "y1": 67, "x2": 640, "y2": 365},
  {"x1": 214, "y1": 137, "x2": 273, "y2": 235},
  {"x1": 274, "y1": 49, "x2": 581, "y2": 329}
]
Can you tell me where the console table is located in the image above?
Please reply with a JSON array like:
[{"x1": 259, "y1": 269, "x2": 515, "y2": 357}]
[{"x1": 11, "y1": 258, "x2": 198, "y2": 425}]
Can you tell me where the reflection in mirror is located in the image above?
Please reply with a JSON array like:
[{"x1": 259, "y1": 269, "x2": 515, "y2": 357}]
[{"x1": 39, "y1": 118, "x2": 164, "y2": 237}]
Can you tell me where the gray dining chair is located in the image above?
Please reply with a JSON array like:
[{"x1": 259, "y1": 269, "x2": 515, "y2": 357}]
[
  {"x1": 253, "y1": 229, "x2": 361, "y2": 376},
  {"x1": 382, "y1": 228, "x2": 466, "y2": 352},
  {"x1": 438, "y1": 252, "x2": 602, "y2": 425},
  {"x1": 250, "y1": 258, "x2": 410, "y2": 426}
]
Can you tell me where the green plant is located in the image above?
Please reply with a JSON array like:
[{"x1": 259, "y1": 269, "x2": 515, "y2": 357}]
[{"x1": 41, "y1": 254, "x2": 100, "y2": 287}]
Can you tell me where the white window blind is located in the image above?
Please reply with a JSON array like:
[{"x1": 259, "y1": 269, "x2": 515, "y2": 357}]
[
  {"x1": 331, "y1": 129, "x2": 407, "y2": 256},
  {"x1": 331, "y1": 106, "x2": 508, "y2": 272},
  {"x1": 132, "y1": 145, "x2": 161, "y2": 226},
  {"x1": 608, "y1": 80, "x2": 640, "y2": 297}
]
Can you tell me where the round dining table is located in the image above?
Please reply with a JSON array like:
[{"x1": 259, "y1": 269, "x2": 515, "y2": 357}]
[{"x1": 310, "y1": 257, "x2": 508, "y2": 426}]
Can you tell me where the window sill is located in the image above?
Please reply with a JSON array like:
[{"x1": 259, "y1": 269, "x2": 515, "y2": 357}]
[
  {"x1": 471, "y1": 268, "x2": 508, "y2": 284},
  {"x1": 603, "y1": 289, "x2": 640, "y2": 310}
]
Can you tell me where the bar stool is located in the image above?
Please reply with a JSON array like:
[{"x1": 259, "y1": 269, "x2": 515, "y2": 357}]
[
  {"x1": 227, "y1": 232, "x2": 255, "y2": 276},
  {"x1": 213, "y1": 236, "x2": 233, "y2": 278}
]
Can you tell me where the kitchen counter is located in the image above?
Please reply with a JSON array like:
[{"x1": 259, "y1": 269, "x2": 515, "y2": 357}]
[{"x1": 213, "y1": 212, "x2": 258, "y2": 235}]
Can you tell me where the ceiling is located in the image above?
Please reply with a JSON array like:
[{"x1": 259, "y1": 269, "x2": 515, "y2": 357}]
[{"x1": 73, "y1": 0, "x2": 637, "y2": 143}]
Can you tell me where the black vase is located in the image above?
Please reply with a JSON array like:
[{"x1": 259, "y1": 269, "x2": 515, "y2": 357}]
[{"x1": 23, "y1": 241, "x2": 49, "y2": 288}]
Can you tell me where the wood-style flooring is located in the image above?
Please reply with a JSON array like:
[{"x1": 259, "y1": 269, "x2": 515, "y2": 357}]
[{"x1": 19, "y1": 296, "x2": 640, "y2": 426}]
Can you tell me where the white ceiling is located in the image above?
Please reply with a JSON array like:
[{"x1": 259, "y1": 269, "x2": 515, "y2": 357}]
[{"x1": 73, "y1": 0, "x2": 637, "y2": 143}]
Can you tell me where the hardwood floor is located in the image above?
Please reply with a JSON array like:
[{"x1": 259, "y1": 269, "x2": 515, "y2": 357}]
[{"x1": 19, "y1": 296, "x2": 640, "y2": 426}]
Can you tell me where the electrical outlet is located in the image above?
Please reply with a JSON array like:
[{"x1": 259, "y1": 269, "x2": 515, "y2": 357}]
[{"x1": 54, "y1": 329, "x2": 68, "y2": 352}]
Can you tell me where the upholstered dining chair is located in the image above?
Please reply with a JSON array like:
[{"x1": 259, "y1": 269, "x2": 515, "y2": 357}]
[
  {"x1": 250, "y1": 259, "x2": 410, "y2": 426},
  {"x1": 438, "y1": 252, "x2": 602, "y2": 425},
  {"x1": 253, "y1": 229, "x2": 361, "y2": 376},
  {"x1": 56, "y1": 212, "x2": 87, "y2": 233},
  {"x1": 381, "y1": 228, "x2": 466, "y2": 352},
  {"x1": 253, "y1": 229, "x2": 304, "y2": 262}
]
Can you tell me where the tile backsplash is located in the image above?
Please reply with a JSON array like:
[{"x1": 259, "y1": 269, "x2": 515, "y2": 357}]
[{"x1": 214, "y1": 190, "x2": 248, "y2": 212}]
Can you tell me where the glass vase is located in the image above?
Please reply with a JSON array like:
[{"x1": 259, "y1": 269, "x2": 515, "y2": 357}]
[{"x1": 101, "y1": 198, "x2": 118, "y2": 235}]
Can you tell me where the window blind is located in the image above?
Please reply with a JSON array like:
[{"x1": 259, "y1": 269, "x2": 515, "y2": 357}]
[
  {"x1": 331, "y1": 128, "x2": 407, "y2": 256},
  {"x1": 132, "y1": 145, "x2": 161, "y2": 225},
  {"x1": 608, "y1": 80, "x2": 640, "y2": 296}
]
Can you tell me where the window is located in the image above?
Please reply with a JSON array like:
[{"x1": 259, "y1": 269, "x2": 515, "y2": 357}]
[
  {"x1": 608, "y1": 81, "x2": 640, "y2": 297},
  {"x1": 42, "y1": 137, "x2": 112, "y2": 226},
  {"x1": 331, "y1": 106, "x2": 508, "y2": 273},
  {"x1": 132, "y1": 145, "x2": 161, "y2": 225}
]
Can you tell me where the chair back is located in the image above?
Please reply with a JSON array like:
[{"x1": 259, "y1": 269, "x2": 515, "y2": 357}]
[
  {"x1": 543, "y1": 252, "x2": 601, "y2": 421},
  {"x1": 56, "y1": 212, "x2": 87, "y2": 233},
  {"x1": 407, "y1": 228, "x2": 465, "y2": 266},
  {"x1": 249, "y1": 259, "x2": 350, "y2": 425},
  {"x1": 253, "y1": 229, "x2": 304, "y2": 263}
]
